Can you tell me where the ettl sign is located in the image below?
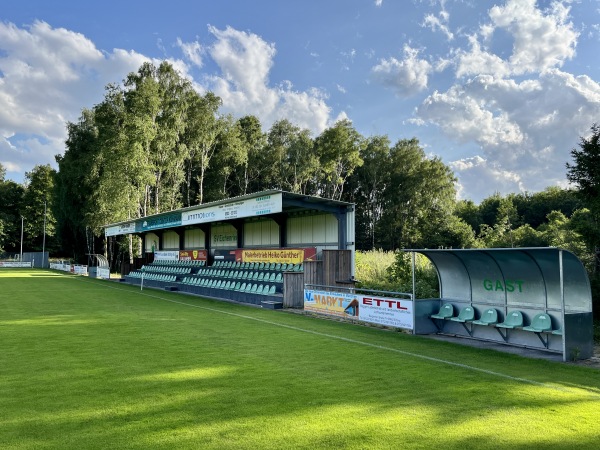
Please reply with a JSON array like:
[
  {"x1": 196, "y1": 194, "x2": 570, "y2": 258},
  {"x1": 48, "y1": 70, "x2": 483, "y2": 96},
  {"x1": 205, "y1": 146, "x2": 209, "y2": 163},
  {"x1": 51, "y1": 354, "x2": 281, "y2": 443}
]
[{"x1": 358, "y1": 295, "x2": 414, "y2": 330}]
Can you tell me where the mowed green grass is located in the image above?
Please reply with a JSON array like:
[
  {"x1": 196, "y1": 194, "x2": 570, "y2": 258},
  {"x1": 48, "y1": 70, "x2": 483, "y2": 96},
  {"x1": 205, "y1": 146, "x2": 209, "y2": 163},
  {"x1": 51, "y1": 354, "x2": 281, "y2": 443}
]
[{"x1": 1, "y1": 269, "x2": 600, "y2": 449}]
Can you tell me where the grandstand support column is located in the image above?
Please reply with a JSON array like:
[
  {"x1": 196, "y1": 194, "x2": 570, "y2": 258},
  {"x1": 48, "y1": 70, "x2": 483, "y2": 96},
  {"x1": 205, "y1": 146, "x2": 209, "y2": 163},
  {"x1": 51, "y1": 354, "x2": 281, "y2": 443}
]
[
  {"x1": 231, "y1": 219, "x2": 245, "y2": 249},
  {"x1": 271, "y1": 215, "x2": 287, "y2": 248},
  {"x1": 179, "y1": 229, "x2": 185, "y2": 251},
  {"x1": 335, "y1": 210, "x2": 347, "y2": 250},
  {"x1": 199, "y1": 224, "x2": 211, "y2": 264}
]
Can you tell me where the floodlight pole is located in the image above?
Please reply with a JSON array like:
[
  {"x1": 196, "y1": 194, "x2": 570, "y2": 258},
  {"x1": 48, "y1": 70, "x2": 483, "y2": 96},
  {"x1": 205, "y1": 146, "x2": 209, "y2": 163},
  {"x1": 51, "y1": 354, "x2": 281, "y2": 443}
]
[
  {"x1": 42, "y1": 201, "x2": 47, "y2": 268},
  {"x1": 20, "y1": 216, "x2": 24, "y2": 262}
]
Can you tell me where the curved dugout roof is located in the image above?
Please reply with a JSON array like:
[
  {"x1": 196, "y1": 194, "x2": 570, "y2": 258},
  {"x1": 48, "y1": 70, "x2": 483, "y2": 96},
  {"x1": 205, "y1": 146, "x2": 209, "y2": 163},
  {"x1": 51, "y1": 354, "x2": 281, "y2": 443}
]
[{"x1": 409, "y1": 248, "x2": 592, "y2": 313}]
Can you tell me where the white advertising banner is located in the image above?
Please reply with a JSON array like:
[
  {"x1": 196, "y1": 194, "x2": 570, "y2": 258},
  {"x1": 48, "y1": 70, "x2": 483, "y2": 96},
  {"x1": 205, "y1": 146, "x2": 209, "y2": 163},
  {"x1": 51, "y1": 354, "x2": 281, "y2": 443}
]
[
  {"x1": 0, "y1": 262, "x2": 32, "y2": 268},
  {"x1": 105, "y1": 222, "x2": 136, "y2": 237},
  {"x1": 304, "y1": 289, "x2": 413, "y2": 330},
  {"x1": 182, "y1": 193, "x2": 282, "y2": 226},
  {"x1": 154, "y1": 250, "x2": 180, "y2": 261},
  {"x1": 357, "y1": 294, "x2": 413, "y2": 330},
  {"x1": 72, "y1": 265, "x2": 88, "y2": 275},
  {"x1": 97, "y1": 267, "x2": 110, "y2": 279}
]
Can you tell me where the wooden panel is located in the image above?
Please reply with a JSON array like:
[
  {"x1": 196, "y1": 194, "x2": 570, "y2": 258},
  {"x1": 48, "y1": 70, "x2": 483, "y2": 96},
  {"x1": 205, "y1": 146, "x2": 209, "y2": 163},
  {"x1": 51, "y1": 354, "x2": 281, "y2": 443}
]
[
  {"x1": 283, "y1": 272, "x2": 304, "y2": 308},
  {"x1": 303, "y1": 260, "x2": 323, "y2": 286},
  {"x1": 323, "y1": 250, "x2": 352, "y2": 287}
]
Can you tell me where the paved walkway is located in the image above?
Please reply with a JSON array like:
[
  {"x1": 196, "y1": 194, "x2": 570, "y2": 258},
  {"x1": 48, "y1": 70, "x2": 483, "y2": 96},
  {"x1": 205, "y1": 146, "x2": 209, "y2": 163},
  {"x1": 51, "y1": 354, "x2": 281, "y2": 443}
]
[{"x1": 424, "y1": 333, "x2": 600, "y2": 368}]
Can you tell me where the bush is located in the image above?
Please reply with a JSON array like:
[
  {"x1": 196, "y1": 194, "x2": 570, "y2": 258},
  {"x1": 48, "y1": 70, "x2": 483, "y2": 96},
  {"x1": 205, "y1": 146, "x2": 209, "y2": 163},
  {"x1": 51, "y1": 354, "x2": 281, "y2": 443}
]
[{"x1": 355, "y1": 249, "x2": 439, "y2": 298}]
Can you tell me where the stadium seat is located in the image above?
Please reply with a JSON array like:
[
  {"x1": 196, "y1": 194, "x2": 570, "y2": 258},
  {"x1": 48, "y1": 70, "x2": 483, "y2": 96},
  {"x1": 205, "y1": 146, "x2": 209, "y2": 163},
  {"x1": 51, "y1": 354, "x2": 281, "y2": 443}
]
[
  {"x1": 275, "y1": 273, "x2": 283, "y2": 283},
  {"x1": 552, "y1": 327, "x2": 563, "y2": 335},
  {"x1": 267, "y1": 285, "x2": 276, "y2": 296},
  {"x1": 496, "y1": 311, "x2": 524, "y2": 329},
  {"x1": 257, "y1": 272, "x2": 264, "y2": 281},
  {"x1": 450, "y1": 306, "x2": 475, "y2": 323},
  {"x1": 250, "y1": 284, "x2": 258, "y2": 293},
  {"x1": 430, "y1": 303, "x2": 454, "y2": 320},
  {"x1": 239, "y1": 282, "x2": 247, "y2": 292},
  {"x1": 472, "y1": 308, "x2": 498, "y2": 326},
  {"x1": 523, "y1": 313, "x2": 552, "y2": 333},
  {"x1": 234, "y1": 282, "x2": 241, "y2": 290}
]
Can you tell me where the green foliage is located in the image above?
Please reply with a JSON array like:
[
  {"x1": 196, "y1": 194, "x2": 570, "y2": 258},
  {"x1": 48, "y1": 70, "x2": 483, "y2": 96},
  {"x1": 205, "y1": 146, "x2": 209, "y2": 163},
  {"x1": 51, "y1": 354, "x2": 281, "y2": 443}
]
[{"x1": 354, "y1": 250, "x2": 439, "y2": 299}]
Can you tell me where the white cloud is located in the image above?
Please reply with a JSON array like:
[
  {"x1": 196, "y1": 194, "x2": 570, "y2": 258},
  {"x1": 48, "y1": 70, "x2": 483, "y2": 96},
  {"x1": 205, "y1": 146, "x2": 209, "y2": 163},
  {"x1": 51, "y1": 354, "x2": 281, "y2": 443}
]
[
  {"x1": 456, "y1": 0, "x2": 579, "y2": 79},
  {"x1": 375, "y1": 0, "x2": 383, "y2": 7},
  {"x1": 488, "y1": 0, "x2": 578, "y2": 75},
  {"x1": 422, "y1": 0, "x2": 454, "y2": 41},
  {"x1": 449, "y1": 156, "x2": 525, "y2": 201},
  {"x1": 417, "y1": 69, "x2": 600, "y2": 200},
  {"x1": 455, "y1": 34, "x2": 510, "y2": 78},
  {"x1": 371, "y1": 45, "x2": 432, "y2": 97},
  {"x1": 0, "y1": 21, "x2": 151, "y2": 181},
  {"x1": 176, "y1": 38, "x2": 203, "y2": 68},
  {"x1": 205, "y1": 25, "x2": 335, "y2": 133}
]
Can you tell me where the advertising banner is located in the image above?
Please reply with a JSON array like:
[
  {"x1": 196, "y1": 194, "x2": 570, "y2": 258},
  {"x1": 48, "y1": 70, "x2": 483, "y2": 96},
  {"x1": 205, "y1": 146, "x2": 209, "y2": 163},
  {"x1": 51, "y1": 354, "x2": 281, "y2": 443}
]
[
  {"x1": 154, "y1": 251, "x2": 180, "y2": 261},
  {"x1": 137, "y1": 213, "x2": 182, "y2": 232},
  {"x1": 357, "y1": 295, "x2": 413, "y2": 330},
  {"x1": 97, "y1": 268, "x2": 110, "y2": 279},
  {"x1": 182, "y1": 193, "x2": 283, "y2": 226},
  {"x1": 179, "y1": 249, "x2": 207, "y2": 261},
  {"x1": 304, "y1": 289, "x2": 357, "y2": 318},
  {"x1": 72, "y1": 265, "x2": 88, "y2": 275},
  {"x1": 105, "y1": 221, "x2": 136, "y2": 237},
  {"x1": 0, "y1": 262, "x2": 32, "y2": 268},
  {"x1": 304, "y1": 289, "x2": 414, "y2": 330},
  {"x1": 235, "y1": 247, "x2": 316, "y2": 263},
  {"x1": 242, "y1": 248, "x2": 306, "y2": 264}
]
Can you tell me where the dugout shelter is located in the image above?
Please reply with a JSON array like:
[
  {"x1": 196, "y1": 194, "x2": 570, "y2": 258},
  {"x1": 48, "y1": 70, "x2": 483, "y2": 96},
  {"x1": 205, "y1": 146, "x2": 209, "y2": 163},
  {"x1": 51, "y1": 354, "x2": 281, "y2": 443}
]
[{"x1": 411, "y1": 248, "x2": 594, "y2": 361}]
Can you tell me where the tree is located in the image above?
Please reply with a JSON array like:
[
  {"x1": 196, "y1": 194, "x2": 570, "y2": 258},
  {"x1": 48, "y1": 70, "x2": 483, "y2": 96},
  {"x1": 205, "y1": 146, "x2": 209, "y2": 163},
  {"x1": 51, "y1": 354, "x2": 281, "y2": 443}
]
[
  {"x1": 377, "y1": 138, "x2": 457, "y2": 249},
  {"x1": 345, "y1": 135, "x2": 391, "y2": 249},
  {"x1": 22, "y1": 164, "x2": 57, "y2": 252},
  {"x1": 567, "y1": 124, "x2": 600, "y2": 213},
  {"x1": 566, "y1": 123, "x2": 600, "y2": 272},
  {"x1": 314, "y1": 119, "x2": 364, "y2": 200},
  {"x1": 0, "y1": 175, "x2": 25, "y2": 254},
  {"x1": 231, "y1": 115, "x2": 266, "y2": 196},
  {"x1": 181, "y1": 91, "x2": 225, "y2": 205}
]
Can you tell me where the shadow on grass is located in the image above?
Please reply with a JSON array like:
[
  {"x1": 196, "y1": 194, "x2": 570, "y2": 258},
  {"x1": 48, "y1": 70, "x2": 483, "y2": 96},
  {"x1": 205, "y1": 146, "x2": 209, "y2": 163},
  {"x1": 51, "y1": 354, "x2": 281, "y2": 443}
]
[{"x1": 2, "y1": 277, "x2": 600, "y2": 449}]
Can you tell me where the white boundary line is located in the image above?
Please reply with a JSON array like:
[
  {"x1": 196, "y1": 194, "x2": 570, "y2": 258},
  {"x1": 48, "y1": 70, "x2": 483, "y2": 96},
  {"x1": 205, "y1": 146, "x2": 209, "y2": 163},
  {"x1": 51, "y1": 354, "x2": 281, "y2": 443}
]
[{"x1": 77, "y1": 277, "x2": 600, "y2": 397}]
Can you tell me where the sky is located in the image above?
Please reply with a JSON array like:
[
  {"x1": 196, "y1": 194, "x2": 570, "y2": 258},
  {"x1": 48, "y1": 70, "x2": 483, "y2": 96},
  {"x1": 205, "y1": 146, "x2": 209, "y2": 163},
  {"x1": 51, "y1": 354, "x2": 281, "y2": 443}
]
[{"x1": 1, "y1": 0, "x2": 600, "y2": 203}]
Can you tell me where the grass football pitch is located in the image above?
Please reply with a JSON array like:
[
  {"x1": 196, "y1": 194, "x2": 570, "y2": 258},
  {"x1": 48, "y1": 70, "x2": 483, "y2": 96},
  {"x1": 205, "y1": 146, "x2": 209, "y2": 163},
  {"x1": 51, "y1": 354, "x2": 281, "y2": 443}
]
[{"x1": 1, "y1": 268, "x2": 600, "y2": 449}]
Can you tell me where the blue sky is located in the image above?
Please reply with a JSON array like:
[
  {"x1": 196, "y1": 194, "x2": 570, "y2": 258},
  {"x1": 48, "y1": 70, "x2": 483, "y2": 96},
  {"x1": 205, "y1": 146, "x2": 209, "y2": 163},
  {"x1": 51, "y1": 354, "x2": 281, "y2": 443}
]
[{"x1": 1, "y1": 0, "x2": 600, "y2": 202}]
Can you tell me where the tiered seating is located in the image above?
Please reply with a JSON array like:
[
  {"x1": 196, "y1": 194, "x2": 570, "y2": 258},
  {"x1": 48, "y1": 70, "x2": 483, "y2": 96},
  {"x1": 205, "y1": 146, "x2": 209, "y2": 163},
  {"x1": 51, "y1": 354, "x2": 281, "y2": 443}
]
[
  {"x1": 128, "y1": 271, "x2": 177, "y2": 283},
  {"x1": 140, "y1": 264, "x2": 192, "y2": 275}
]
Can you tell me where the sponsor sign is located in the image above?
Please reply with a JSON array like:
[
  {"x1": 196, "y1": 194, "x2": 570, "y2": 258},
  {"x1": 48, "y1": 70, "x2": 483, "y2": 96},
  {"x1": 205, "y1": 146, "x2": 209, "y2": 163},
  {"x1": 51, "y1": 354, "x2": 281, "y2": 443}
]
[
  {"x1": 304, "y1": 289, "x2": 356, "y2": 318},
  {"x1": 0, "y1": 262, "x2": 32, "y2": 268},
  {"x1": 357, "y1": 295, "x2": 413, "y2": 329},
  {"x1": 243, "y1": 248, "x2": 307, "y2": 264},
  {"x1": 304, "y1": 289, "x2": 414, "y2": 330},
  {"x1": 179, "y1": 249, "x2": 207, "y2": 261},
  {"x1": 182, "y1": 193, "x2": 283, "y2": 226},
  {"x1": 105, "y1": 221, "x2": 136, "y2": 237},
  {"x1": 72, "y1": 265, "x2": 88, "y2": 275},
  {"x1": 154, "y1": 250, "x2": 180, "y2": 261},
  {"x1": 97, "y1": 268, "x2": 110, "y2": 279},
  {"x1": 50, "y1": 263, "x2": 71, "y2": 272},
  {"x1": 137, "y1": 213, "x2": 182, "y2": 232},
  {"x1": 212, "y1": 233, "x2": 237, "y2": 245}
]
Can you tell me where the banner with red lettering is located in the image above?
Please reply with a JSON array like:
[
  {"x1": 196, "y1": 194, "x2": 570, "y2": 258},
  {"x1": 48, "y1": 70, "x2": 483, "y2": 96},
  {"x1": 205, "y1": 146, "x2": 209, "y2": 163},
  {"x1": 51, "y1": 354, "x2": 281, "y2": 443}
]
[
  {"x1": 179, "y1": 249, "x2": 207, "y2": 261},
  {"x1": 235, "y1": 247, "x2": 317, "y2": 264},
  {"x1": 304, "y1": 289, "x2": 413, "y2": 330}
]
